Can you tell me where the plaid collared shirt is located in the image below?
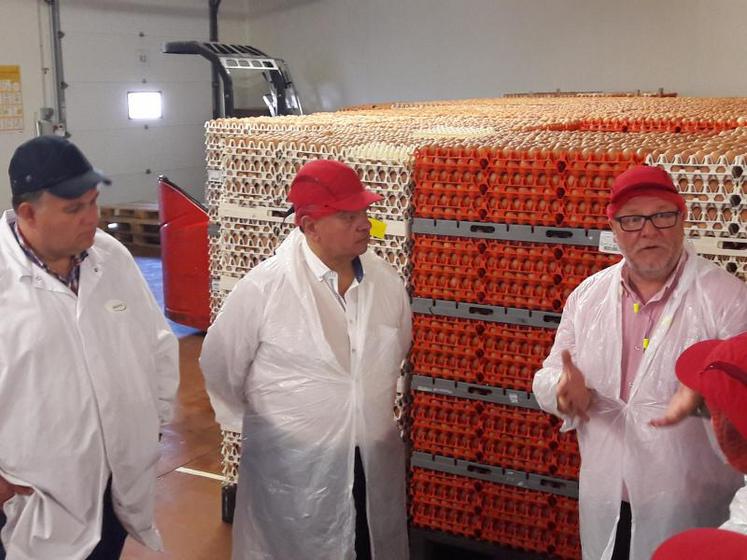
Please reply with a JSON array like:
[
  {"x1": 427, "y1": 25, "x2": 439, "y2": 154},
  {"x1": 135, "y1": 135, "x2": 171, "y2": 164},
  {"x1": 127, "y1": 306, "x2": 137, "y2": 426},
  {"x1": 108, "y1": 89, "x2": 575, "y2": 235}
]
[{"x1": 10, "y1": 220, "x2": 88, "y2": 295}]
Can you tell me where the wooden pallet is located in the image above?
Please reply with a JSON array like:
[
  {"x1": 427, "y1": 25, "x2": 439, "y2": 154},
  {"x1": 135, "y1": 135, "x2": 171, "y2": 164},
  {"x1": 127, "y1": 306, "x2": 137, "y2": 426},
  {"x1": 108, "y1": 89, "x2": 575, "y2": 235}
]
[{"x1": 99, "y1": 202, "x2": 161, "y2": 256}]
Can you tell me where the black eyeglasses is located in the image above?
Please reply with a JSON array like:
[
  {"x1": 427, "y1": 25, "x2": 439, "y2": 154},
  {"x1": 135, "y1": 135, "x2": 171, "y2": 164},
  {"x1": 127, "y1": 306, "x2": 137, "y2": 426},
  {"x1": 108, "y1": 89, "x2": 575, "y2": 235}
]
[{"x1": 613, "y1": 211, "x2": 681, "y2": 232}]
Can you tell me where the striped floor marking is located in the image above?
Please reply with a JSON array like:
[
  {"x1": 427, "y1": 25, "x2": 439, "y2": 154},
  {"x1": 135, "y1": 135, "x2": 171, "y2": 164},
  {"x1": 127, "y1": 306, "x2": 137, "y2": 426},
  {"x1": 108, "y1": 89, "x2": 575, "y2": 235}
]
[{"x1": 174, "y1": 467, "x2": 227, "y2": 482}]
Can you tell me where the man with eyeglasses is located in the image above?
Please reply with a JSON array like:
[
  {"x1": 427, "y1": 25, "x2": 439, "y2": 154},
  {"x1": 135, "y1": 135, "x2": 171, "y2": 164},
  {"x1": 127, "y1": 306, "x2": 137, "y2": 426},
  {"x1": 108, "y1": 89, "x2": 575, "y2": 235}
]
[{"x1": 533, "y1": 165, "x2": 747, "y2": 560}]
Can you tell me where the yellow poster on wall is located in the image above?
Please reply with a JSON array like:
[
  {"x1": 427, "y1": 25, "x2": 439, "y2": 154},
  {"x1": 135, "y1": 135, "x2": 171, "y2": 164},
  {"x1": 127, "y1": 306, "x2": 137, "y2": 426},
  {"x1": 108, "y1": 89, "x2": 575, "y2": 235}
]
[{"x1": 0, "y1": 65, "x2": 24, "y2": 132}]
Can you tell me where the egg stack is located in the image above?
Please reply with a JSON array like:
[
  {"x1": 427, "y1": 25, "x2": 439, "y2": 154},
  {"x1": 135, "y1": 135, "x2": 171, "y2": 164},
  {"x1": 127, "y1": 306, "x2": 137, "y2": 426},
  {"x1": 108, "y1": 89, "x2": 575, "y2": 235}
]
[{"x1": 204, "y1": 96, "x2": 747, "y2": 543}]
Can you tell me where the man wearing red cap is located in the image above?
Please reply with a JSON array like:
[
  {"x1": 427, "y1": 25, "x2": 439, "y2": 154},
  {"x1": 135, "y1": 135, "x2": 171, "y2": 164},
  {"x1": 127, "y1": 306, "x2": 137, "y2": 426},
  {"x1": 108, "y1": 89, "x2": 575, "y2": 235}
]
[
  {"x1": 200, "y1": 160, "x2": 412, "y2": 560},
  {"x1": 533, "y1": 165, "x2": 747, "y2": 559},
  {"x1": 651, "y1": 332, "x2": 747, "y2": 558}
]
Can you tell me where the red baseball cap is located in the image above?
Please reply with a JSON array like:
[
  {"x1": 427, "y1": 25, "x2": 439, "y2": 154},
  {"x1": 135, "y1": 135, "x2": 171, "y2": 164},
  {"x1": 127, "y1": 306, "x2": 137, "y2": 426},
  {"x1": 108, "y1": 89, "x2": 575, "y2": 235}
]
[
  {"x1": 676, "y1": 332, "x2": 747, "y2": 473},
  {"x1": 606, "y1": 165, "x2": 686, "y2": 219},
  {"x1": 288, "y1": 160, "x2": 382, "y2": 225},
  {"x1": 652, "y1": 528, "x2": 747, "y2": 560}
]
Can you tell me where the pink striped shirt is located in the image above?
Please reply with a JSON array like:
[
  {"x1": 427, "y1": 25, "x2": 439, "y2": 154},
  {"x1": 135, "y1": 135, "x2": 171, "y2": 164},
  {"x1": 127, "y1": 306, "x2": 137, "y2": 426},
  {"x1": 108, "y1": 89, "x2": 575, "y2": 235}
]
[
  {"x1": 619, "y1": 251, "x2": 687, "y2": 502},
  {"x1": 619, "y1": 251, "x2": 688, "y2": 402}
]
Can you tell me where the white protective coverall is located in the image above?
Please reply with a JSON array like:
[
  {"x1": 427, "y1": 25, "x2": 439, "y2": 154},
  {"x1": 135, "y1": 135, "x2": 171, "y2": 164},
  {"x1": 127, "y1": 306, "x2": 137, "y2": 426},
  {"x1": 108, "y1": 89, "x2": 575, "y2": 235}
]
[
  {"x1": 200, "y1": 228, "x2": 411, "y2": 560},
  {"x1": 721, "y1": 477, "x2": 747, "y2": 536},
  {"x1": 533, "y1": 242, "x2": 747, "y2": 560},
  {"x1": 0, "y1": 211, "x2": 179, "y2": 559}
]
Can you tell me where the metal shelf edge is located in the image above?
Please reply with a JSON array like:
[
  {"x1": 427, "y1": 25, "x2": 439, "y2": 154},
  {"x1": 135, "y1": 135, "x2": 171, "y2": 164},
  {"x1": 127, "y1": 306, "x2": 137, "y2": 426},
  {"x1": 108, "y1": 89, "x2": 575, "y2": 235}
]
[
  {"x1": 411, "y1": 298, "x2": 562, "y2": 329},
  {"x1": 412, "y1": 218, "x2": 604, "y2": 246},
  {"x1": 411, "y1": 374, "x2": 540, "y2": 410},
  {"x1": 411, "y1": 451, "x2": 579, "y2": 499}
]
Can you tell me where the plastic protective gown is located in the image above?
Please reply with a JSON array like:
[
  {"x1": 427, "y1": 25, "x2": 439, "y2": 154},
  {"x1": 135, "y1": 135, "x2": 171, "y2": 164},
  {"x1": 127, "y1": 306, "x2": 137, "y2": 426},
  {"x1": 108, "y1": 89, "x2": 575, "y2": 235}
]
[
  {"x1": 0, "y1": 212, "x2": 179, "y2": 559},
  {"x1": 533, "y1": 242, "x2": 747, "y2": 560},
  {"x1": 721, "y1": 477, "x2": 747, "y2": 536},
  {"x1": 200, "y1": 229, "x2": 412, "y2": 560}
]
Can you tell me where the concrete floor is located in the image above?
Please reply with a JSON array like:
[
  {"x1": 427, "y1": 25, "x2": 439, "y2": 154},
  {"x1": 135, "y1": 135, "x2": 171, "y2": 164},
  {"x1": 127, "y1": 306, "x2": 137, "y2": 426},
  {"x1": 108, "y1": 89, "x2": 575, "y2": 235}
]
[{"x1": 123, "y1": 259, "x2": 232, "y2": 559}]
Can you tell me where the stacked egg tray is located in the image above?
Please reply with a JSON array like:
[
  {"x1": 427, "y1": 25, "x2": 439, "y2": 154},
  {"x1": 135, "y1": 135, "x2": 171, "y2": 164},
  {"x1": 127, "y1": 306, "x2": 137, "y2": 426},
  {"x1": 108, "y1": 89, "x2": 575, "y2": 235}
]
[
  {"x1": 410, "y1": 314, "x2": 555, "y2": 393},
  {"x1": 407, "y1": 219, "x2": 619, "y2": 559},
  {"x1": 203, "y1": 97, "x2": 747, "y2": 534},
  {"x1": 410, "y1": 391, "x2": 580, "y2": 479},
  {"x1": 204, "y1": 125, "x2": 420, "y2": 497},
  {"x1": 410, "y1": 234, "x2": 619, "y2": 311},
  {"x1": 413, "y1": 145, "x2": 645, "y2": 229},
  {"x1": 410, "y1": 467, "x2": 580, "y2": 560},
  {"x1": 645, "y1": 153, "x2": 746, "y2": 239}
]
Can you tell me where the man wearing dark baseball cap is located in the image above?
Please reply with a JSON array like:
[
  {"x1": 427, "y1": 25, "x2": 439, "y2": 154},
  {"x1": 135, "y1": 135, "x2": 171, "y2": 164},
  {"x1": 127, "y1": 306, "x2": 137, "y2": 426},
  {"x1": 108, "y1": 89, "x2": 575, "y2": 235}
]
[
  {"x1": 533, "y1": 164, "x2": 747, "y2": 559},
  {"x1": 652, "y1": 333, "x2": 747, "y2": 558},
  {"x1": 10, "y1": 135, "x2": 112, "y2": 199},
  {"x1": 200, "y1": 159, "x2": 411, "y2": 560},
  {"x1": 0, "y1": 136, "x2": 178, "y2": 559}
]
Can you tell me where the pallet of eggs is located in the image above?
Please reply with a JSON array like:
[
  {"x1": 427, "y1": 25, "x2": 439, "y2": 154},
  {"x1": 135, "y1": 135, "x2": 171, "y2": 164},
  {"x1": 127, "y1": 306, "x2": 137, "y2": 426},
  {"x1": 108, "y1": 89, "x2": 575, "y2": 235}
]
[
  {"x1": 202, "y1": 97, "x2": 747, "y2": 536},
  {"x1": 408, "y1": 141, "x2": 623, "y2": 559},
  {"x1": 404, "y1": 100, "x2": 745, "y2": 559},
  {"x1": 203, "y1": 118, "x2": 429, "y2": 488}
]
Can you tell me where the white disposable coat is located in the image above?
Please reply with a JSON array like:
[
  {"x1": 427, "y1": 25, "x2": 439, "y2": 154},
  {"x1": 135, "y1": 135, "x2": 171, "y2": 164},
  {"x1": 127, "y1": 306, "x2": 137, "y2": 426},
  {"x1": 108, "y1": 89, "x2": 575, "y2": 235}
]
[
  {"x1": 200, "y1": 229, "x2": 411, "y2": 560},
  {"x1": 721, "y1": 477, "x2": 747, "y2": 536},
  {"x1": 0, "y1": 212, "x2": 179, "y2": 559},
  {"x1": 533, "y1": 242, "x2": 747, "y2": 560}
]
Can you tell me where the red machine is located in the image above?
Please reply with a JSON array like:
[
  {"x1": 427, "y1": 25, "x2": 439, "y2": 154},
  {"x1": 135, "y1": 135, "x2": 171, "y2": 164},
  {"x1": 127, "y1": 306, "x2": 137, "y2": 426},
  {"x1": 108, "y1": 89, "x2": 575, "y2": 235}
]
[{"x1": 158, "y1": 176, "x2": 211, "y2": 331}]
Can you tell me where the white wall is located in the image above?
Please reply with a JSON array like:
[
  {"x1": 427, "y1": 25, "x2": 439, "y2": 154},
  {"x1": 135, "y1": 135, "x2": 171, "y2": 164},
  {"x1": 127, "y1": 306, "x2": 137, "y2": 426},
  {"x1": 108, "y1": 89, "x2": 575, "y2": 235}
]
[
  {"x1": 0, "y1": 0, "x2": 251, "y2": 209},
  {"x1": 60, "y1": 0, "x2": 251, "y2": 204},
  {"x1": 244, "y1": 0, "x2": 747, "y2": 112},
  {"x1": 0, "y1": 0, "x2": 52, "y2": 211},
  {"x1": 3, "y1": 0, "x2": 745, "y2": 209}
]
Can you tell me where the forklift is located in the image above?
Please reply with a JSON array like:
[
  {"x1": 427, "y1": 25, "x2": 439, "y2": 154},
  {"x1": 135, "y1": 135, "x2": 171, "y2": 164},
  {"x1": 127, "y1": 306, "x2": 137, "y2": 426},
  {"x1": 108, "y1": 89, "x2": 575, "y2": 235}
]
[{"x1": 157, "y1": 0, "x2": 302, "y2": 333}]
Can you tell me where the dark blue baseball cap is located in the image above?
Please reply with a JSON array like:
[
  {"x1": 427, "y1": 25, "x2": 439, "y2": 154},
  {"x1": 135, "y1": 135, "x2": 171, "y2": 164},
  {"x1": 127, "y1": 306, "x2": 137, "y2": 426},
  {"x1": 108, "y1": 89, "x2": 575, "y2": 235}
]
[{"x1": 9, "y1": 136, "x2": 111, "y2": 200}]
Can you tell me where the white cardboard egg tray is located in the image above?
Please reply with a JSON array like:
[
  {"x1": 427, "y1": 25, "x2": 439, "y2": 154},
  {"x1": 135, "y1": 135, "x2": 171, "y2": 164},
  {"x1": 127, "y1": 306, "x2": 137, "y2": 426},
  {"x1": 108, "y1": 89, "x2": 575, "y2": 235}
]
[
  {"x1": 208, "y1": 287, "x2": 231, "y2": 322},
  {"x1": 218, "y1": 171, "x2": 413, "y2": 219},
  {"x1": 649, "y1": 154, "x2": 745, "y2": 205},
  {"x1": 369, "y1": 234, "x2": 411, "y2": 283},
  {"x1": 205, "y1": 148, "x2": 223, "y2": 172},
  {"x1": 215, "y1": 151, "x2": 414, "y2": 220},
  {"x1": 217, "y1": 214, "x2": 295, "y2": 278},
  {"x1": 205, "y1": 179, "x2": 223, "y2": 221},
  {"x1": 221, "y1": 157, "x2": 293, "y2": 180},
  {"x1": 214, "y1": 205, "x2": 410, "y2": 278},
  {"x1": 206, "y1": 179, "x2": 224, "y2": 280},
  {"x1": 685, "y1": 202, "x2": 747, "y2": 238},
  {"x1": 209, "y1": 236, "x2": 222, "y2": 280},
  {"x1": 220, "y1": 429, "x2": 242, "y2": 484},
  {"x1": 351, "y1": 160, "x2": 414, "y2": 220},
  {"x1": 700, "y1": 253, "x2": 747, "y2": 282},
  {"x1": 693, "y1": 237, "x2": 747, "y2": 283},
  {"x1": 222, "y1": 177, "x2": 288, "y2": 208}
]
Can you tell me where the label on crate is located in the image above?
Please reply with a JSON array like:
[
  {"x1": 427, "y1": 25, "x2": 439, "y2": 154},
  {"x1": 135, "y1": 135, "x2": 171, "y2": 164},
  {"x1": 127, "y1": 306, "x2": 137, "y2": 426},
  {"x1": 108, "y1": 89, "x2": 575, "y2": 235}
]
[
  {"x1": 369, "y1": 218, "x2": 387, "y2": 239},
  {"x1": 207, "y1": 169, "x2": 223, "y2": 182},
  {"x1": 598, "y1": 231, "x2": 622, "y2": 255}
]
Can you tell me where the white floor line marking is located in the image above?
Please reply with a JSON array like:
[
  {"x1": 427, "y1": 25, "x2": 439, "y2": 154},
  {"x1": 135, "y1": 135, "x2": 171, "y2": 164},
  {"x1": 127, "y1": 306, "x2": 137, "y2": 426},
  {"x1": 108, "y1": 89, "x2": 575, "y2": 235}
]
[{"x1": 175, "y1": 467, "x2": 227, "y2": 482}]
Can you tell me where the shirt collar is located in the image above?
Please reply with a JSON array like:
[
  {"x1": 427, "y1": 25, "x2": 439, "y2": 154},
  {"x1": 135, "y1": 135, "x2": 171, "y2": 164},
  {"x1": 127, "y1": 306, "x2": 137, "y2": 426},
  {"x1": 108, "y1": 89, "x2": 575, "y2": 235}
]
[
  {"x1": 9, "y1": 216, "x2": 88, "y2": 290},
  {"x1": 621, "y1": 249, "x2": 687, "y2": 304},
  {"x1": 301, "y1": 237, "x2": 364, "y2": 283}
]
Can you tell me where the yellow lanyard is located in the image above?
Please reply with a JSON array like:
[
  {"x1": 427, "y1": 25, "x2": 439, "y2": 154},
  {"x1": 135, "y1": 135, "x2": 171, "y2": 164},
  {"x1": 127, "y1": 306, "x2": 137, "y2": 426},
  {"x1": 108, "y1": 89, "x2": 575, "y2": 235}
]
[{"x1": 633, "y1": 302, "x2": 650, "y2": 350}]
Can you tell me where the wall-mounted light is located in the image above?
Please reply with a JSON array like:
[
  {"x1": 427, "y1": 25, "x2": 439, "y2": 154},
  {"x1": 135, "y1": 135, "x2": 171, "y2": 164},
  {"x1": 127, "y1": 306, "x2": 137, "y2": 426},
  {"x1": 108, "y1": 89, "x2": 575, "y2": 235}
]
[{"x1": 127, "y1": 91, "x2": 163, "y2": 119}]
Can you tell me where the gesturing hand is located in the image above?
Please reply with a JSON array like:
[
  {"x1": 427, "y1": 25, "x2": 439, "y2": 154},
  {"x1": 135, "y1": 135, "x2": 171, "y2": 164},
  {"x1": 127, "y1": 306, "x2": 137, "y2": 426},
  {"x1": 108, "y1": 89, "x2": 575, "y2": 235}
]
[
  {"x1": 557, "y1": 350, "x2": 591, "y2": 422},
  {"x1": 650, "y1": 384, "x2": 703, "y2": 428},
  {"x1": 0, "y1": 474, "x2": 33, "y2": 505}
]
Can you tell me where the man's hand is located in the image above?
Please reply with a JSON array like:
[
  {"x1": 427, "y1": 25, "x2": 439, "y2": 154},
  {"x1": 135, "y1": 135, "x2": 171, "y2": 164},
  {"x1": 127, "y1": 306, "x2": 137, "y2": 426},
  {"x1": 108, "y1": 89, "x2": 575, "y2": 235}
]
[
  {"x1": 650, "y1": 384, "x2": 703, "y2": 428},
  {"x1": 0, "y1": 474, "x2": 33, "y2": 505},
  {"x1": 557, "y1": 350, "x2": 591, "y2": 422}
]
